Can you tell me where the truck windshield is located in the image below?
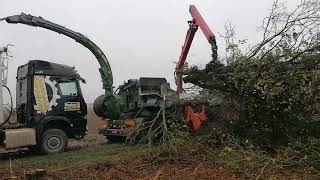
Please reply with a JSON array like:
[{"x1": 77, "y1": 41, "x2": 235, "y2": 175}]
[{"x1": 59, "y1": 81, "x2": 78, "y2": 96}]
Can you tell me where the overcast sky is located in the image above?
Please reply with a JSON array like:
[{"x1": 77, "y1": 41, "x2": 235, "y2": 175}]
[{"x1": 1, "y1": 0, "x2": 300, "y2": 103}]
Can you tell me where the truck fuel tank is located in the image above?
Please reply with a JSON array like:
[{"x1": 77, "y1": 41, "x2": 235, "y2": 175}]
[{"x1": 1, "y1": 128, "x2": 36, "y2": 149}]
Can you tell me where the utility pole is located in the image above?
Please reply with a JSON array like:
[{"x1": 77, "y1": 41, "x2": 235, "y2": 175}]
[
  {"x1": 0, "y1": 45, "x2": 11, "y2": 125},
  {"x1": 0, "y1": 47, "x2": 5, "y2": 125}
]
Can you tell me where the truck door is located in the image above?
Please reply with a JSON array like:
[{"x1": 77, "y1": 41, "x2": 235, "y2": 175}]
[{"x1": 58, "y1": 80, "x2": 87, "y2": 116}]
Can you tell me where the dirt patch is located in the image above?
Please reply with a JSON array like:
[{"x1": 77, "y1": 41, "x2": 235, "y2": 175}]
[
  {"x1": 0, "y1": 159, "x2": 236, "y2": 180},
  {"x1": 67, "y1": 104, "x2": 106, "y2": 150},
  {"x1": 67, "y1": 134, "x2": 105, "y2": 151},
  {"x1": 86, "y1": 104, "x2": 100, "y2": 134}
]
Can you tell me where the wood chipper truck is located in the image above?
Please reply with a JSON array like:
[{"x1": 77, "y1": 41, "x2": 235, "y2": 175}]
[
  {"x1": 1, "y1": 4, "x2": 216, "y2": 143},
  {"x1": 0, "y1": 13, "x2": 173, "y2": 145}
]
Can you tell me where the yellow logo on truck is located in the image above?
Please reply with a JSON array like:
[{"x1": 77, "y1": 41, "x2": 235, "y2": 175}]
[{"x1": 33, "y1": 76, "x2": 60, "y2": 114}]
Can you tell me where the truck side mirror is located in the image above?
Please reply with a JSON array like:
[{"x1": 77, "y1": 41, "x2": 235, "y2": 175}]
[{"x1": 80, "y1": 78, "x2": 86, "y2": 84}]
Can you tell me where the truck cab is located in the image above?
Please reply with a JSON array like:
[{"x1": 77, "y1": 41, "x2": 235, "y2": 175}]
[{"x1": 1, "y1": 60, "x2": 87, "y2": 154}]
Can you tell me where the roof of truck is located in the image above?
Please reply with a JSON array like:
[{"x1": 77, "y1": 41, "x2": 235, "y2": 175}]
[{"x1": 17, "y1": 60, "x2": 79, "y2": 78}]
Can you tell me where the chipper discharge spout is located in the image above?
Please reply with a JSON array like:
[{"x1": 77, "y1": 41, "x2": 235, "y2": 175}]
[{"x1": 2, "y1": 13, "x2": 118, "y2": 118}]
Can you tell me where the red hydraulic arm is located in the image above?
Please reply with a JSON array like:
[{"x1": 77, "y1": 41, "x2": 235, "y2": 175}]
[
  {"x1": 175, "y1": 5, "x2": 218, "y2": 93},
  {"x1": 175, "y1": 20, "x2": 198, "y2": 93}
]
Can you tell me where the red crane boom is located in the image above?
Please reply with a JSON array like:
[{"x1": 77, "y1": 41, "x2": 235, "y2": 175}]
[
  {"x1": 189, "y1": 5, "x2": 215, "y2": 42},
  {"x1": 175, "y1": 5, "x2": 217, "y2": 93}
]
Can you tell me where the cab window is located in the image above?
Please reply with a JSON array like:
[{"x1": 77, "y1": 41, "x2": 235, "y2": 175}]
[{"x1": 59, "y1": 81, "x2": 78, "y2": 96}]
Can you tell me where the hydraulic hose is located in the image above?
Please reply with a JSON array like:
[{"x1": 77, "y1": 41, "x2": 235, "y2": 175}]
[{"x1": 0, "y1": 85, "x2": 13, "y2": 128}]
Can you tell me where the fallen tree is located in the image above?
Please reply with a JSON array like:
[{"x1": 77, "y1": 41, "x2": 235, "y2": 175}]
[{"x1": 184, "y1": 0, "x2": 320, "y2": 145}]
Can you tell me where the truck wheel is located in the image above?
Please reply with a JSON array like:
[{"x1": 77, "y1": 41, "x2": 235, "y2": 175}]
[{"x1": 41, "y1": 129, "x2": 68, "y2": 155}]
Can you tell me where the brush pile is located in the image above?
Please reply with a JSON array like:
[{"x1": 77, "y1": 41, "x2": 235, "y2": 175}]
[{"x1": 183, "y1": 0, "x2": 320, "y2": 147}]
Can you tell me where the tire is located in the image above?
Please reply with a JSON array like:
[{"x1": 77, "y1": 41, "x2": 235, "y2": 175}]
[
  {"x1": 94, "y1": 95, "x2": 106, "y2": 117},
  {"x1": 40, "y1": 129, "x2": 68, "y2": 155}
]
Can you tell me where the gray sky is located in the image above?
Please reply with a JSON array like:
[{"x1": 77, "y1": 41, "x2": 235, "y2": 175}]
[{"x1": 1, "y1": 0, "x2": 300, "y2": 102}]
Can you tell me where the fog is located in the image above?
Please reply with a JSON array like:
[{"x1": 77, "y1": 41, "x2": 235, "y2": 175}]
[{"x1": 1, "y1": 0, "x2": 300, "y2": 103}]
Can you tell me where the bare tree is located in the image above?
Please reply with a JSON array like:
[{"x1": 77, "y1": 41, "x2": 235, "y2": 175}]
[
  {"x1": 220, "y1": 21, "x2": 248, "y2": 64},
  {"x1": 248, "y1": 0, "x2": 320, "y2": 61}
]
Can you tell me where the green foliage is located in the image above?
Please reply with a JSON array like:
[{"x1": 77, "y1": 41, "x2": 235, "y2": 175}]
[
  {"x1": 184, "y1": 0, "x2": 320, "y2": 146},
  {"x1": 212, "y1": 137, "x2": 320, "y2": 179},
  {"x1": 186, "y1": 52, "x2": 320, "y2": 145},
  {"x1": 143, "y1": 134, "x2": 320, "y2": 179},
  {"x1": 135, "y1": 1, "x2": 320, "y2": 178},
  {"x1": 230, "y1": 53, "x2": 320, "y2": 144}
]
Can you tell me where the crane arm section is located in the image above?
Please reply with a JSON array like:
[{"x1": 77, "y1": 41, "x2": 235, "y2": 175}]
[
  {"x1": 189, "y1": 5, "x2": 218, "y2": 61},
  {"x1": 175, "y1": 5, "x2": 218, "y2": 93},
  {"x1": 2, "y1": 13, "x2": 113, "y2": 96},
  {"x1": 175, "y1": 22, "x2": 198, "y2": 93}
]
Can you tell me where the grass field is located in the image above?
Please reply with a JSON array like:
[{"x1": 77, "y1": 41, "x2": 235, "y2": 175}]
[
  {"x1": 0, "y1": 106, "x2": 234, "y2": 179},
  {"x1": 0, "y1": 108, "x2": 236, "y2": 179},
  {"x1": 1, "y1": 106, "x2": 315, "y2": 179},
  {"x1": 0, "y1": 143, "x2": 235, "y2": 179},
  {"x1": 0, "y1": 144, "x2": 135, "y2": 168}
]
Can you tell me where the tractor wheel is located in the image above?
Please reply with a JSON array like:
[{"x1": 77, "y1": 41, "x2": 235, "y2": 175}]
[{"x1": 40, "y1": 129, "x2": 68, "y2": 155}]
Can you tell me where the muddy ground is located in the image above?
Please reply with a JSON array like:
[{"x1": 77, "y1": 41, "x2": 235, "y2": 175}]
[
  {"x1": 1, "y1": 159, "x2": 235, "y2": 180},
  {"x1": 0, "y1": 106, "x2": 313, "y2": 179},
  {"x1": 0, "y1": 107, "x2": 238, "y2": 179}
]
